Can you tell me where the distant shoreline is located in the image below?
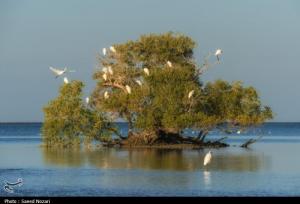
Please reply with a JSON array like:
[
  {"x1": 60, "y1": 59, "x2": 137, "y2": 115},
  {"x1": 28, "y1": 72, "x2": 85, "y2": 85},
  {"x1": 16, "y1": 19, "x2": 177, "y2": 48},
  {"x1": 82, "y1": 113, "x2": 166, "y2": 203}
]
[{"x1": 0, "y1": 122, "x2": 299, "y2": 124}]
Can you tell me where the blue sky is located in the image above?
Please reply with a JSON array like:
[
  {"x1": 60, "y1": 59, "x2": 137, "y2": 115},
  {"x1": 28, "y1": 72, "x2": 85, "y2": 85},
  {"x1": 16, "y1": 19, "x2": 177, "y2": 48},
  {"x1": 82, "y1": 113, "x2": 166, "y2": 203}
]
[{"x1": 0, "y1": 0, "x2": 300, "y2": 122}]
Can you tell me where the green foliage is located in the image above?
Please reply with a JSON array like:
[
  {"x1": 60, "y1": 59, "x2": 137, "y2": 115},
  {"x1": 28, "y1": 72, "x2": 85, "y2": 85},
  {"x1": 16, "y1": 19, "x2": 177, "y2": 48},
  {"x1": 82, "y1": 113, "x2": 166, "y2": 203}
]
[
  {"x1": 42, "y1": 80, "x2": 112, "y2": 147},
  {"x1": 92, "y1": 32, "x2": 273, "y2": 138}
]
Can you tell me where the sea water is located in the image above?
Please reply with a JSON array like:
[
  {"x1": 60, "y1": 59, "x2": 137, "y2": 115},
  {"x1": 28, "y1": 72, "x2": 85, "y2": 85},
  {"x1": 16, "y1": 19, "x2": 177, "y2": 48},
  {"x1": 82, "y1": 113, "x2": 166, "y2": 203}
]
[{"x1": 0, "y1": 123, "x2": 300, "y2": 196}]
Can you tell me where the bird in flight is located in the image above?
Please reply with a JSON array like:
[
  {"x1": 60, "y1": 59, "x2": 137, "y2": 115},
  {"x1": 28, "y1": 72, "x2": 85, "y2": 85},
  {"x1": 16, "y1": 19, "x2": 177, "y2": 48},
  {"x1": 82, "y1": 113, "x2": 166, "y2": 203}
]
[
  {"x1": 203, "y1": 151, "x2": 212, "y2": 166},
  {"x1": 49, "y1": 66, "x2": 75, "y2": 78},
  {"x1": 215, "y1": 49, "x2": 223, "y2": 61}
]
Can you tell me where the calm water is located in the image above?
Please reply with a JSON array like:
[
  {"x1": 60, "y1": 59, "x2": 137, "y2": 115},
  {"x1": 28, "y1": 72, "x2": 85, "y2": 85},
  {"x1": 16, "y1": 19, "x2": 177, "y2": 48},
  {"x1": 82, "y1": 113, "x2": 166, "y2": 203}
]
[{"x1": 0, "y1": 123, "x2": 300, "y2": 196}]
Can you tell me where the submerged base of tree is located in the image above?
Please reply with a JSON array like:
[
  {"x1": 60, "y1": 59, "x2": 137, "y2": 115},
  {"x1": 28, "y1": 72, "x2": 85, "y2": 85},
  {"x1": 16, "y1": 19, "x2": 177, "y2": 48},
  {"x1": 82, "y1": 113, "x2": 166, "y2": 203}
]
[{"x1": 101, "y1": 131, "x2": 230, "y2": 149}]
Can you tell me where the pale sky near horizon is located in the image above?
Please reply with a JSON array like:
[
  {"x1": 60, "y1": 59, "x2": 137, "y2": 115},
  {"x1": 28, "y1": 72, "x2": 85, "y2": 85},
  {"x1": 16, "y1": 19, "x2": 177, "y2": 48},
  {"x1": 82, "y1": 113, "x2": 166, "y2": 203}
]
[{"x1": 0, "y1": 0, "x2": 300, "y2": 122}]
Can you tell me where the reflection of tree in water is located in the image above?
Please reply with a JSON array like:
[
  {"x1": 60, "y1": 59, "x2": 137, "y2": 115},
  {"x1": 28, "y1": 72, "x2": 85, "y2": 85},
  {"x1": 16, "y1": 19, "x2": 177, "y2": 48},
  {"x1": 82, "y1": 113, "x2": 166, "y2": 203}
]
[
  {"x1": 42, "y1": 148, "x2": 269, "y2": 172},
  {"x1": 42, "y1": 147, "x2": 85, "y2": 167}
]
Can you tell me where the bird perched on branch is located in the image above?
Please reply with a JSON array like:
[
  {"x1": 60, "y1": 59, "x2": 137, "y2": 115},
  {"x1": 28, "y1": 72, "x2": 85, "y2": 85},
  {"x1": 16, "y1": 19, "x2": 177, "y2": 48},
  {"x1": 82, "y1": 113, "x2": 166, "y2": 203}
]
[
  {"x1": 110, "y1": 46, "x2": 116, "y2": 53},
  {"x1": 102, "y1": 48, "x2": 107, "y2": 56},
  {"x1": 135, "y1": 79, "x2": 142, "y2": 86},
  {"x1": 125, "y1": 85, "x2": 131, "y2": 94},
  {"x1": 63, "y1": 77, "x2": 69, "y2": 84},
  {"x1": 104, "y1": 91, "x2": 109, "y2": 99},
  {"x1": 143, "y1": 68, "x2": 150, "y2": 76},
  {"x1": 167, "y1": 61, "x2": 173, "y2": 67},
  {"x1": 188, "y1": 90, "x2": 195, "y2": 99}
]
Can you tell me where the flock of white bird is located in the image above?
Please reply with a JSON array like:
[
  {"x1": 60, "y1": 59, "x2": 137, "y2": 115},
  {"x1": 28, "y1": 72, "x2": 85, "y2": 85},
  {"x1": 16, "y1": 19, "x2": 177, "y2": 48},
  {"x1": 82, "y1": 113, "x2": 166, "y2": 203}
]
[{"x1": 49, "y1": 46, "x2": 224, "y2": 166}]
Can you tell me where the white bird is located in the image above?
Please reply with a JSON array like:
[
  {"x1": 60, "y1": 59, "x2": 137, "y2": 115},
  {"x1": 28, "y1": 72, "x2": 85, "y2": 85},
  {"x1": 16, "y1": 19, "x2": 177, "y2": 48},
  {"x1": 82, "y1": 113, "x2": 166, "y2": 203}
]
[
  {"x1": 215, "y1": 49, "x2": 223, "y2": 61},
  {"x1": 125, "y1": 85, "x2": 131, "y2": 94},
  {"x1": 49, "y1": 67, "x2": 67, "y2": 78},
  {"x1": 102, "y1": 48, "x2": 107, "y2": 56},
  {"x1": 203, "y1": 151, "x2": 212, "y2": 166},
  {"x1": 102, "y1": 73, "x2": 107, "y2": 81},
  {"x1": 110, "y1": 46, "x2": 116, "y2": 53},
  {"x1": 108, "y1": 66, "x2": 113, "y2": 75},
  {"x1": 237, "y1": 130, "x2": 241, "y2": 134},
  {"x1": 188, "y1": 90, "x2": 195, "y2": 99},
  {"x1": 85, "y1": 97, "x2": 89, "y2": 104},
  {"x1": 63, "y1": 77, "x2": 69, "y2": 84},
  {"x1": 167, "y1": 61, "x2": 173, "y2": 68},
  {"x1": 104, "y1": 91, "x2": 109, "y2": 99},
  {"x1": 143, "y1": 68, "x2": 150, "y2": 76},
  {"x1": 102, "y1": 67, "x2": 108, "y2": 73},
  {"x1": 135, "y1": 79, "x2": 142, "y2": 86},
  {"x1": 49, "y1": 66, "x2": 75, "y2": 78}
]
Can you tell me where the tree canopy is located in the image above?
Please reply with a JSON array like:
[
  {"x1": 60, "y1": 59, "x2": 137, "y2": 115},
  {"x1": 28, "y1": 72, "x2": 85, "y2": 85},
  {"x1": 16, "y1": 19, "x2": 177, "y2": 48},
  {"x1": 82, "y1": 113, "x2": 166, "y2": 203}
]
[
  {"x1": 42, "y1": 80, "x2": 113, "y2": 147},
  {"x1": 90, "y1": 32, "x2": 273, "y2": 145},
  {"x1": 43, "y1": 32, "x2": 273, "y2": 147}
]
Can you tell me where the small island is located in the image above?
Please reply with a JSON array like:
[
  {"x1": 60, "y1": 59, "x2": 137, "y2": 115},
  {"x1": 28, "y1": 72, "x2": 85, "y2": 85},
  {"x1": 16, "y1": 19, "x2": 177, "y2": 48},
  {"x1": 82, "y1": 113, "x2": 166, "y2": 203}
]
[{"x1": 42, "y1": 32, "x2": 273, "y2": 149}]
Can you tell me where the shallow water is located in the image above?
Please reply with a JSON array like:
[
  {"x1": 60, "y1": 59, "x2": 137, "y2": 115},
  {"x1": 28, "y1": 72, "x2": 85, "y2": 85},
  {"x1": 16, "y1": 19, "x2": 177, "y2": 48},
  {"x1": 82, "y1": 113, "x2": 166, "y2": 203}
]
[{"x1": 0, "y1": 123, "x2": 300, "y2": 196}]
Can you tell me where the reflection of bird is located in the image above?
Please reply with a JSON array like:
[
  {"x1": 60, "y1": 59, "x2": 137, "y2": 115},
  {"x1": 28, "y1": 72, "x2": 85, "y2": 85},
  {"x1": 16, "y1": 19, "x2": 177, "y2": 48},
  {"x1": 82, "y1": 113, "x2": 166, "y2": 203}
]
[
  {"x1": 63, "y1": 77, "x2": 69, "y2": 84},
  {"x1": 104, "y1": 91, "x2": 109, "y2": 99},
  {"x1": 143, "y1": 68, "x2": 150, "y2": 76},
  {"x1": 167, "y1": 61, "x2": 173, "y2": 67},
  {"x1": 110, "y1": 46, "x2": 116, "y2": 53},
  {"x1": 102, "y1": 48, "x2": 107, "y2": 56},
  {"x1": 188, "y1": 90, "x2": 195, "y2": 99},
  {"x1": 102, "y1": 73, "x2": 107, "y2": 81},
  {"x1": 215, "y1": 49, "x2": 223, "y2": 61},
  {"x1": 203, "y1": 170, "x2": 211, "y2": 187},
  {"x1": 108, "y1": 66, "x2": 113, "y2": 75},
  {"x1": 135, "y1": 79, "x2": 142, "y2": 86},
  {"x1": 125, "y1": 85, "x2": 131, "y2": 94},
  {"x1": 85, "y1": 97, "x2": 89, "y2": 104},
  {"x1": 204, "y1": 151, "x2": 212, "y2": 166}
]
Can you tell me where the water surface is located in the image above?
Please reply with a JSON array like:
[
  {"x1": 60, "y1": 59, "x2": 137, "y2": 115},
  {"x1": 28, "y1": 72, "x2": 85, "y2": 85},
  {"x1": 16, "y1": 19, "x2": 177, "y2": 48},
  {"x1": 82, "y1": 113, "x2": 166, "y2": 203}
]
[{"x1": 0, "y1": 123, "x2": 300, "y2": 196}]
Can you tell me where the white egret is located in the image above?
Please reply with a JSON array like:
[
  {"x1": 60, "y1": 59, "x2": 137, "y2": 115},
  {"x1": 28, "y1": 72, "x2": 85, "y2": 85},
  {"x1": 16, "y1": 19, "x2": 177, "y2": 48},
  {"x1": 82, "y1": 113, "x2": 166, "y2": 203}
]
[
  {"x1": 49, "y1": 67, "x2": 67, "y2": 78},
  {"x1": 188, "y1": 90, "x2": 195, "y2": 99},
  {"x1": 203, "y1": 151, "x2": 212, "y2": 166},
  {"x1": 143, "y1": 68, "x2": 150, "y2": 76},
  {"x1": 102, "y1": 67, "x2": 108, "y2": 73},
  {"x1": 215, "y1": 49, "x2": 223, "y2": 61},
  {"x1": 102, "y1": 73, "x2": 108, "y2": 81},
  {"x1": 104, "y1": 91, "x2": 109, "y2": 99},
  {"x1": 108, "y1": 66, "x2": 113, "y2": 75},
  {"x1": 135, "y1": 79, "x2": 142, "y2": 86},
  {"x1": 63, "y1": 77, "x2": 69, "y2": 84},
  {"x1": 102, "y1": 48, "x2": 107, "y2": 56},
  {"x1": 167, "y1": 61, "x2": 173, "y2": 68},
  {"x1": 85, "y1": 97, "x2": 89, "y2": 104},
  {"x1": 110, "y1": 46, "x2": 116, "y2": 53},
  {"x1": 49, "y1": 66, "x2": 75, "y2": 78},
  {"x1": 125, "y1": 85, "x2": 131, "y2": 94}
]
